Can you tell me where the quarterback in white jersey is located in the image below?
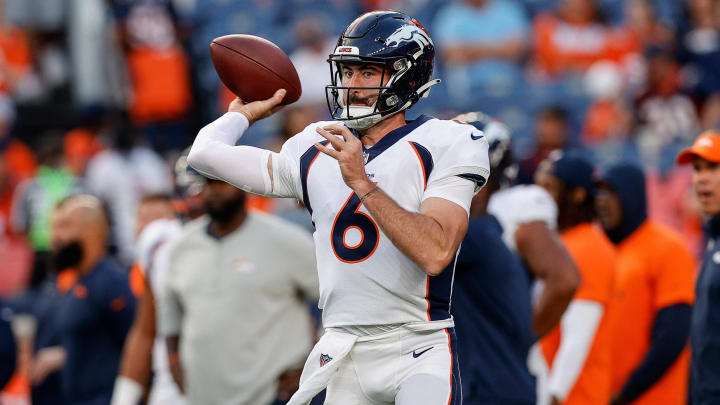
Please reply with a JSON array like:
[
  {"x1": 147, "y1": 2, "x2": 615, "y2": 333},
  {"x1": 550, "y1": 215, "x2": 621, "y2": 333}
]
[{"x1": 188, "y1": 10, "x2": 489, "y2": 405}]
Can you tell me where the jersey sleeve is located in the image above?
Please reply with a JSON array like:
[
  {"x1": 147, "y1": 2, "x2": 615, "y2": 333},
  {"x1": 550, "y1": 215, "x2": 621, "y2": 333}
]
[
  {"x1": 424, "y1": 121, "x2": 490, "y2": 196},
  {"x1": 488, "y1": 185, "x2": 558, "y2": 251},
  {"x1": 271, "y1": 134, "x2": 303, "y2": 200},
  {"x1": 271, "y1": 122, "x2": 331, "y2": 201}
]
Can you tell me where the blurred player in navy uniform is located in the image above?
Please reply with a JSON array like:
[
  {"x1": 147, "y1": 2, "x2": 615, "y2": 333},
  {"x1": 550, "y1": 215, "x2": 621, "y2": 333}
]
[
  {"x1": 48, "y1": 195, "x2": 136, "y2": 405},
  {"x1": 451, "y1": 114, "x2": 536, "y2": 405},
  {"x1": 454, "y1": 112, "x2": 580, "y2": 404},
  {"x1": 676, "y1": 131, "x2": 720, "y2": 404}
]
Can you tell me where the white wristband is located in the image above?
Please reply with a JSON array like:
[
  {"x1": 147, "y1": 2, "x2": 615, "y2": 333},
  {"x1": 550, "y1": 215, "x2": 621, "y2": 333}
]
[{"x1": 110, "y1": 375, "x2": 143, "y2": 405}]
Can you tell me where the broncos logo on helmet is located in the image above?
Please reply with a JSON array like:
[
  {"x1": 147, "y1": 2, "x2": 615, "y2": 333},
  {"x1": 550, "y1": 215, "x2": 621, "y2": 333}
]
[{"x1": 384, "y1": 24, "x2": 432, "y2": 50}]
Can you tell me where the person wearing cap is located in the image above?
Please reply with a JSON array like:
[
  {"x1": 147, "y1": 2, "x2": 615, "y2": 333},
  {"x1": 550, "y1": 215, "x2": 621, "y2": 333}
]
[
  {"x1": 595, "y1": 163, "x2": 695, "y2": 405},
  {"x1": 534, "y1": 152, "x2": 616, "y2": 405},
  {"x1": 676, "y1": 130, "x2": 720, "y2": 404}
]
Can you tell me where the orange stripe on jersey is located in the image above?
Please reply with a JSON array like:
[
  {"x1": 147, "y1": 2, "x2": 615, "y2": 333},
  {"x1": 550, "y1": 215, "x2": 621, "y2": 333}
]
[
  {"x1": 129, "y1": 263, "x2": 145, "y2": 298},
  {"x1": 445, "y1": 328, "x2": 453, "y2": 405},
  {"x1": 409, "y1": 141, "x2": 428, "y2": 189}
]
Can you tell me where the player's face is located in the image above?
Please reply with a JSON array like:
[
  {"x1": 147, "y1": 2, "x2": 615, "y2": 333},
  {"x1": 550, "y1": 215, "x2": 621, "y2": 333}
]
[
  {"x1": 692, "y1": 156, "x2": 720, "y2": 215},
  {"x1": 535, "y1": 161, "x2": 563, "y2": 204},
  {"x1": 341, "y1": 64, "x2": 390, "y2": 107},
  {"x1": 202, "y1": 179, "x2": 246, "y2": 222},
  {"x1": 136, "y1": 200, "x2": 174, "y2": 237},
  {"x1": 595, "y1": 185, "x2": 622, "y2": 230},
  {"x1": 49, "y1": 206, "x2": 85, "y2": 270}
]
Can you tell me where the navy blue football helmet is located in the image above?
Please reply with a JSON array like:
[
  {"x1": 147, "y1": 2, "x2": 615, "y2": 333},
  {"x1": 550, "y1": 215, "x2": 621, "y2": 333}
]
[
  {"x1": 454, "y1": 111, "x2": 517, "y2": 187},
  {"x1": 326, "y1": 11, "x2": 440, "y2": 129}
]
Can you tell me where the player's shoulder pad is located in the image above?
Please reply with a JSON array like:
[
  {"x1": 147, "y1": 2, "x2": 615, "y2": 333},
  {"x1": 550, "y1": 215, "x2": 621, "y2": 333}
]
[
  {"x1": 415, "y1": 118, "x2": 490, "y2": 185},
  {"x1": 489, "y1": 184, "x2": 558, "y2": 229}
]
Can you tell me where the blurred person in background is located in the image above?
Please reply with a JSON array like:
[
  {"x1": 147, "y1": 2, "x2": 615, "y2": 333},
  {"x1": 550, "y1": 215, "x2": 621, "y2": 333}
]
[
  {"x1": 289, "y1": 15, "x2": 336, "y2": 112},
  {"x1": 535, "y1": 152, "x2": 616, "y2": 405},
  {"x1": 517, "y1": 106, "x2": 570, "y2": 185},
  {"x1": 634, "y1": 47, "x2": 700, "y2": 169},
  {"x1": 676, "y1": 131, "x2": 720, "y2": 404},
  {"x1": 159, "y1": 178, "x2": 318, "y2": 405},
  {"x1": 678, "y1": 0, "x2": 720, "y2": 105},
  {"x1": 81, "y1": 115, "x2": 173, "y2": 266},
  {"x1": 108, "y1": 0, "x2": 193, "y2": 153},
  {"x1": 581, "y1": 61, "x2": 633, "y2": 146},
  {"x1": 451, "y1": 113, "x2": 537, "y2": 405},
  {"x1": 596, "y1": 163, "x2": 695, "y2": 405},
  {"x1": 457, "y1": 112, "x2": 580, "y2": 404},
  {"x1": 37, "y1": 194, "x2": 136, "y2": 405},
  {"x1": 112, "y1": 193, "x2": 184, "y2": 405},
  {"x1": 532, "y1": 0, "x2": 621, "y2": 77},
  {"x1": 11, "y1": 131, "x2": 83, "y2": 291},
  {"x1": 433, "y1": 0, "x2": 529, "y2": 101},
  {"x1": 612, "y1": 0, "x2": 673, "y2": 58}
]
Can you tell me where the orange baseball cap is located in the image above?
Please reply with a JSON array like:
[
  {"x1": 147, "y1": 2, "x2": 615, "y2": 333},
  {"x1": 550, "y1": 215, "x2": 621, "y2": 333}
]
[{"x1": 677, "y1": 131, "x2": 720, "y2": 165}]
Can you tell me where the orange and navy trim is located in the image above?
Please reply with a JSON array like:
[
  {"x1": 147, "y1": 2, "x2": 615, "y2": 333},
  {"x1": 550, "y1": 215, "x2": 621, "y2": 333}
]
[
  {"x1": 409, "y1": 141, "x2": 433, "y2": 190},
  {"x1": 299, "y1": 140, "x2": 329, "y2": 216}
]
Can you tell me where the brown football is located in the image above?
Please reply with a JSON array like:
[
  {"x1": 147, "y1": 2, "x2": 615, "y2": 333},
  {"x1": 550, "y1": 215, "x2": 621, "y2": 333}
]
[{"x1": 210, "y1": 34, "x2": 302, "y2": 105}]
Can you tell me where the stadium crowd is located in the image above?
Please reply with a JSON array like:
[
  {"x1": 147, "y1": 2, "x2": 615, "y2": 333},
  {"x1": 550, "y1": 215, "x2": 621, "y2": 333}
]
[{"x1": 0, "y1": 0, "x2": 719, "y2": 404}]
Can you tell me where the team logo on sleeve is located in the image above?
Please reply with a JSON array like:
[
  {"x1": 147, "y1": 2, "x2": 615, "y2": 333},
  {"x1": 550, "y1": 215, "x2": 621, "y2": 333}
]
[{"x1": 320, "y1": 353, "x2": 333, "y2": 367}]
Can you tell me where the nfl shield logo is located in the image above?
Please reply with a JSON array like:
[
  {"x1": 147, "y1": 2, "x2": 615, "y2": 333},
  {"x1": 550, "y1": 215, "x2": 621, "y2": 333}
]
[{"x1": 319, "y1": 353, "x2": 333, "y2": 367}]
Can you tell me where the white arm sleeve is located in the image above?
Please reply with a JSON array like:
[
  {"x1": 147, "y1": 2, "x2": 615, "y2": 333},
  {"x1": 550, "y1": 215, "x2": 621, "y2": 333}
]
[
  {"x1": 547, "y1": 300, "x2": 604, "y2": 401},
  {"x1": 187, "y1": 112, "x2": 297, "y2": 198}
]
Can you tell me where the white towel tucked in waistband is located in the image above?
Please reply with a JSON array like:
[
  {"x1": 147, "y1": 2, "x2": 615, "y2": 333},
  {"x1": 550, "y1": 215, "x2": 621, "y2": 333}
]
[{"x1": 286, "y1": 318, "x2": 455, "y2": 405}]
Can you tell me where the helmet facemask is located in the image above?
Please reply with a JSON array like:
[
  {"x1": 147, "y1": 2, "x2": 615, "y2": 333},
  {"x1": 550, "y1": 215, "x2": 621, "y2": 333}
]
[{"x1": 326, "y1": 56, "x2": 413, "y2": 130}]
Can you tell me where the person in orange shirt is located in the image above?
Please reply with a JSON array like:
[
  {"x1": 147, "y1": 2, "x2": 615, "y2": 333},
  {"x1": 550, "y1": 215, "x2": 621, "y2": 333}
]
[
  {"x1": 535, "y1": 152, "x2": 616, "y2": 405},
  {"x1": 532, "y1": 0, "x2": 619, "y2": 77},
  {"x1": 596, "y1": 163, "x2": 695, "y2": 405}
]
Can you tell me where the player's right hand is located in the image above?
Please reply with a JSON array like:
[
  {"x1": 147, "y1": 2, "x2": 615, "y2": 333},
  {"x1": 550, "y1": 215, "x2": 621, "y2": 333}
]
[{"x1": 229, "y1": 89, "x2": 286, "y2": 125}]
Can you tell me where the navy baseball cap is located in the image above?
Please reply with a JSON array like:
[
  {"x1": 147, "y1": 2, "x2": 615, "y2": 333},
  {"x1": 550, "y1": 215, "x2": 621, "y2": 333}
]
[{"x1": 549, "y1": 152, "x2": 596, "y2": 195}]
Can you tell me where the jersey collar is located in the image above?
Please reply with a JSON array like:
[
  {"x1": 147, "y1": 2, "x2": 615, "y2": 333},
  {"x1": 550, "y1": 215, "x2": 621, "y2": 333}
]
[{"x1": 354, "y1": 115, "x2": 433, "y2": 165}]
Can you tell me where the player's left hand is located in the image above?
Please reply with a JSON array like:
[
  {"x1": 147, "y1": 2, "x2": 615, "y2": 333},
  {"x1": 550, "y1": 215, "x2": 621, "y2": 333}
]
[{"x1": 315, "y1": 124, "x2": 373, "y2": 195}]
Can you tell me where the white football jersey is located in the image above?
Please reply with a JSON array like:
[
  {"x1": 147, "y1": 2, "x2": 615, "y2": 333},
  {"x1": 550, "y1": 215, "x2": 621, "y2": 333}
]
[
  {"x1": 134, "y1": 218, "x2": 185, "y2": 405},
  {"x1": 487, "y1": 184, "x2": 558, "y2": 252},
  {"x1": 274, "y1": 115, "x2": 490, "y2": 327}
]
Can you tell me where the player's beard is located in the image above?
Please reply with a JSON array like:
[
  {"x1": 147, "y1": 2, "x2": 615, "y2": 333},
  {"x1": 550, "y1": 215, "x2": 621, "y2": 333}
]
[
  {"x1": 52, "y1": 240, "x2": 84, "y2": 271},
  {"x1": 205, "y1": 194, "x2": 246, "y2": 223}
]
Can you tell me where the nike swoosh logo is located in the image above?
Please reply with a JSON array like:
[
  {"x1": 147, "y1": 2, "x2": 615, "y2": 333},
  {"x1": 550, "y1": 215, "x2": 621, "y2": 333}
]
[
  {"x1": 470, "y1": 133, "x2": 484, "y2": 141},
  {"x1": 412, "y1": 346, "x2": 434, "y2": 358}
]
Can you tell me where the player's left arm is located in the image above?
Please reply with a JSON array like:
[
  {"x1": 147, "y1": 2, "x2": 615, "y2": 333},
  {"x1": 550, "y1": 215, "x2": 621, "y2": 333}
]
[
  {"x1": 112, "y1": 275, "x2": 155, "y2": 405},
  {"x1": 315, "y1": 125, "x2": 471, "y2": 276}
]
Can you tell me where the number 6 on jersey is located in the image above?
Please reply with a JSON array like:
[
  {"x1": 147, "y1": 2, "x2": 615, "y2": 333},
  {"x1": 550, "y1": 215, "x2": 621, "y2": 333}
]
[{"x1": 331, "y1": 191, "x2": 379, "y2": 263}]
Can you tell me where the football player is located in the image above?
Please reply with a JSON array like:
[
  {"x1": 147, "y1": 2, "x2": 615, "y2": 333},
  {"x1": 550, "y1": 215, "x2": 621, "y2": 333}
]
[
  {"x1": 187, "y1": 10, "x2": 489, "y2": 405},
  {"x1": 453, "y1": 112, "x2": 580, "y2": 405},
  {"x1": 111, "y1": 152, "x2": 205, "y2": 405}
]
